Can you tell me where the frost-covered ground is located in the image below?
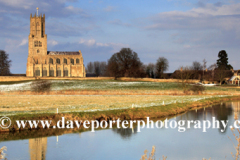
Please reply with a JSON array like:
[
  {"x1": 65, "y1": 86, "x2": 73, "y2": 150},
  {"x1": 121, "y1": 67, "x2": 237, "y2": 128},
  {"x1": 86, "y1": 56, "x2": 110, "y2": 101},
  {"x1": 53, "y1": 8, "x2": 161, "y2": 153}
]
[
  {"x1": 0, "y1": 94, "x2": 228, "y2": 116},
  {"x1": 0, "y1": 80, "x2": 180, "y2": 92},
  {"x1": 0, "y1": 82, "x2": 32, "y2": 92}
]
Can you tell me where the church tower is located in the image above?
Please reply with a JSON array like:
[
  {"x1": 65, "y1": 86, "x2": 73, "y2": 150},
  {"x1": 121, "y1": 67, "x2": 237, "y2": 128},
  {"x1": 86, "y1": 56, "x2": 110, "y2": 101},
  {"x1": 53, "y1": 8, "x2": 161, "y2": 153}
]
[
  {"x1": 28, "y1": 7, "x2": 47, "y2": 56},
  {"x1": 26, "y1": 8, "x2": 47, "y2": 76}
]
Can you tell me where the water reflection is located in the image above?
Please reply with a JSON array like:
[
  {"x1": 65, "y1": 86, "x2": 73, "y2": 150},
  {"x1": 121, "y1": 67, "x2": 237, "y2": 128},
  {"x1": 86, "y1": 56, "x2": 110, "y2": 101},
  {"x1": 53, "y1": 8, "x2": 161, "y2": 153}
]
[
  {"x1": 29, "y1": 138, "x2": 47, "y2": 160},
  {"x1": 1, "y1": 101, "x2": 240, "y2": 160},
  {"x1": 176, "y1": 103, "x2": 235, "y2": 134},
  {"x1": 112, "y1": 127, "x2": 138, "y2": 139}
]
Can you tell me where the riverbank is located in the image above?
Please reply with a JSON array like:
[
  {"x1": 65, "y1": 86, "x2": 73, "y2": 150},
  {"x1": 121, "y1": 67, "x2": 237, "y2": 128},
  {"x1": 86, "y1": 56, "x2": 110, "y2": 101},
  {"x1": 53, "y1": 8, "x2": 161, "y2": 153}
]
[{"x1": 1, "y1": 95, "x2": 239, "y2": 133}]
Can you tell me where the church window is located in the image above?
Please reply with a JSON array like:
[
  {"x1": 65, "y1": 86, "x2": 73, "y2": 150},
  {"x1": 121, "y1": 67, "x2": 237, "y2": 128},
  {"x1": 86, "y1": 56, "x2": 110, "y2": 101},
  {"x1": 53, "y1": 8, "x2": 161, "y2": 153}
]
[
  {"x1": 49, "y1": 58, "x2": 53, "y2": 64},
  {"x1": 71, "y1": 59, "x2": 74, "y2": 65},
  {"x1": 35, "y1": 67, "x2": 40, "y2": 76},
  {"x1": 64, "y1": 67, "x2": 68, "y2": 77},
  {"x1": 37, "y1": 49, "x2": 40, "y2": 53},
  {"x1": 50, "y1": 67, "x2": 54, "y2": 77},
  {"x1": 39, "y1": 41, "x2": 42, "y2": 47},
  {"x1": 64, "y1": 58, "x2": 67, "y2": 64},
  {"x1": 34, "y1": 41, "x2": 38, "y2": 47},
  {"x1": 76, "y1": 58, "x2": 79, "y2": 64},
  {"x1": 43, "y1": 67, "x2": 47, "y2": 77},
  {"x1": 56, "y1": 58, "x2": 60, "y2": 64},
  {"x1": 57, "y1": 67, "x2": 61, "y2": 77}
]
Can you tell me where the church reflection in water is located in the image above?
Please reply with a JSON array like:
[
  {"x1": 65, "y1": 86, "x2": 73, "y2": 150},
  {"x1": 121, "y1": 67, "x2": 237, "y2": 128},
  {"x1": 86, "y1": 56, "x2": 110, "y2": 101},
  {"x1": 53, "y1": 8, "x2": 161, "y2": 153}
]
[{"x1": 29, "y1": 137, "x2": 47, "y2": 160}]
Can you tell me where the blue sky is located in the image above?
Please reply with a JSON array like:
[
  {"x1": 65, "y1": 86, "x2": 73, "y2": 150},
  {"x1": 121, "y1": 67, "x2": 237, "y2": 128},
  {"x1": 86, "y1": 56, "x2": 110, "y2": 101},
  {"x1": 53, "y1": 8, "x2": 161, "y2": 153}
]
[{"x1": 0, "y1": 0, "x2": 240, "y2": 73}]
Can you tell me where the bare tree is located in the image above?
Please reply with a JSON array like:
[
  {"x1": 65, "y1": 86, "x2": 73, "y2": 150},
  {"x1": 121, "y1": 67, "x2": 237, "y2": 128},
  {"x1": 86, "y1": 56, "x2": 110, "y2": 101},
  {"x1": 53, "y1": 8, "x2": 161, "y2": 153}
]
[
  {"x1": 202, "y1": 59, "x2": 207, "y2": 80},
  {"x1": 175, "y1": 66, "x2": 195, "y2": 92},
  {"x1": 192, "y1": 61, "x2": 203, "y2": 71},
  {"x1": 192, "y1": 61, "x2": 203, "y2": 79},
  {"x1": 0, "y1": 50, "x2": 11, "y2": 76},
  {"x1": 93, "y1": 61, "x2": 100, "y2": 76},
  {"x1": 87, "y1": 62, "x2": 94, "y2": 73},
  {"x1": 155, "y1": 57, "x2": 169, "y2": 78},
  {"x1": 107, "y1": 48, "x2": 144, "y2": 79},
  {"x1": 99, "y1": 61, "x2": 107, "y2": 76},
  {"x1": 208, "y1": 63, "x2": 217, "y2": 80},
  {"x1": 146, "y1": 63, "x2": 155, "y2": 78}
]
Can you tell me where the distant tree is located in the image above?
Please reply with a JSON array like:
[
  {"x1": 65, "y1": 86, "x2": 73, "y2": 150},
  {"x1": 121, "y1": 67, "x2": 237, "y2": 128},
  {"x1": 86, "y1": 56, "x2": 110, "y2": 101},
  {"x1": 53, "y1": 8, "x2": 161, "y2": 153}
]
[
  {"x1": 215, "y1": 66, "x2": 228, "y2": 85},
  {"x1": 208, "y1": 63, "x2": 217, "y2": 80},
  {"x1": 192, "y1": 61, "x2": 202, "y2": 79},
  {"x1": 155, "y1": 57, "x2": 169, "y2": 78},
  {"x1": 146, "y1": 63, "x2": 155, "y2": 78},
  {"x1": 86, "y1": 61, "x2": 107, "y2": 76},
  {"x1": 0, "y1": 50, "x2": 11, "y2": 76},
  {"x1": 93, "y1": 61, "x2": 100, "y2": 76},
  {"x1": 175, "y1": 66, "x2": 195, "y2": 92},
  {"x1": 107, "y1": 48, "x2": 144, "y2": 79},
  {"x1": 99, "y1": 61, "x2": 107, "y2": 76},
  {"x1": 202, "y1": 59, "x2": 207, "y2": 80},
  {"x1": 192, "y1": 61, "x2": 203, "y2": 71},
  {"x1": 216, "y1": 50, "x2": 233, "y2": 70},
  {"x1": 87, "y1": 62, "x2": 94, "y2": 73}
]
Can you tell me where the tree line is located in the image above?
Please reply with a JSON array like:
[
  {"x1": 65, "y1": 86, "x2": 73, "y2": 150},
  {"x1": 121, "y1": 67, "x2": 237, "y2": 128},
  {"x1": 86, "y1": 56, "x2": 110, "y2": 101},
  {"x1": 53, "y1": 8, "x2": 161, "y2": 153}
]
[
  {"x1": 86, "y1": 48, "x2": 169, "y2": 79},
  {"x1": 86, "y1": 48, "x2": 234, "y2": 84}
]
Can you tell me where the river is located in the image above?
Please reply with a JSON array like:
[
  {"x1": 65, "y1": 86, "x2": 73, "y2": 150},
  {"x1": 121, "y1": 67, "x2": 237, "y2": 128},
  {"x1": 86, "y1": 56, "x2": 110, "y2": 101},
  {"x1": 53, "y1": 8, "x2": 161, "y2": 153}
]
[{"x1": 0, "y1": 101, "x2": 239, "y2": 160}]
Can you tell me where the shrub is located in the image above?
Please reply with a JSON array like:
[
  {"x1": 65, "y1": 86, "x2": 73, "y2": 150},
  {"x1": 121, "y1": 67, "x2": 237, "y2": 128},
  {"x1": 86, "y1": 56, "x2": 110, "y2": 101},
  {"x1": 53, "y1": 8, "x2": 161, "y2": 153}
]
[
  {"x1": 189, "y1": 85, "x2": 205, "y2": 94},
  {"x1": 31, "y1": 80, "x2": 52, "y2": 92}
]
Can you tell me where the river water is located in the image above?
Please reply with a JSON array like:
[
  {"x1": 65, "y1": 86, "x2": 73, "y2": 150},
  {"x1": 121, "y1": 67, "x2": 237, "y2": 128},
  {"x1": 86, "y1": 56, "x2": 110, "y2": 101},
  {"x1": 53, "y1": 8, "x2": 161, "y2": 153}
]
[{"x1": 0, "y1": 101, "x2": 240, "y2": 160}]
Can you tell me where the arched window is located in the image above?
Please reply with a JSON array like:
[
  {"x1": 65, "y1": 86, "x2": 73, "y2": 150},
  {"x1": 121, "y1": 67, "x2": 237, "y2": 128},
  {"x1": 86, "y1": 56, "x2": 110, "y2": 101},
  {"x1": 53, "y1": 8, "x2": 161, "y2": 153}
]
[
  {"x1": 49, "y1": 58, "x2": 53, "y2": 64},
  {"x1": 64, "y1": 67, "x2": 68, "y2": 77},
  {"x1": 35, "y1": 67, "x2": 40, "y2": 76},
  {"x1": 57, "y1": 67, "x2": 61, "y2": 77},
  {"x1": 43, "y1": 67, "x2": 47, "y2": 77},
  {"x1": 71, "y1": 59, "x2": 74, "y2": 65},
  {"x1": 50, "y1": 67, "x2": 54, "y2": 77},
  {"x1": 76, "y1": 58, "x2": 79, "y2": 64},
  {"x1": 37, "y1": 49, "x2": 40, "y2": 53},
  {"x1": 56, "y1": 58, "x2": 60, "y2": 64},
  {"x1": 64, "y1": 58, "x2": 67, "y2": 64}
]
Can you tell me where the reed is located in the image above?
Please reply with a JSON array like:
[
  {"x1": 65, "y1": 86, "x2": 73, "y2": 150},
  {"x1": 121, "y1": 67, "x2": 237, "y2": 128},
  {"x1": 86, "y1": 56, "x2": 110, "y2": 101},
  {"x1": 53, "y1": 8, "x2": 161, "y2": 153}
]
[{"x1": 0, "y1": 146, "x2": 7, "y2": 160}]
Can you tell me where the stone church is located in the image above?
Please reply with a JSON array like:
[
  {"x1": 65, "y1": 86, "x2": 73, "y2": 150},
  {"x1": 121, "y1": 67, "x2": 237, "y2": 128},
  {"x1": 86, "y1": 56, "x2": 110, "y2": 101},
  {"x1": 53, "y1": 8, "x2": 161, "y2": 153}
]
[{"x1": 26, "y1": 8, "x2": 86, "y2": 77}]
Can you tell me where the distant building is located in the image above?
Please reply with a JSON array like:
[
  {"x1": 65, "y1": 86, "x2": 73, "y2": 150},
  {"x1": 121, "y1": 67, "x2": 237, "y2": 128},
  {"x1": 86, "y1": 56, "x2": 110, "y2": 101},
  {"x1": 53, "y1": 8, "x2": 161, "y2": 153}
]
[
  {"x1": 229, "y1": 70, "x2": 240, "y2": 85},
  {"x1": 26, "y1": 8, "x2": 86, "y2": 77}
]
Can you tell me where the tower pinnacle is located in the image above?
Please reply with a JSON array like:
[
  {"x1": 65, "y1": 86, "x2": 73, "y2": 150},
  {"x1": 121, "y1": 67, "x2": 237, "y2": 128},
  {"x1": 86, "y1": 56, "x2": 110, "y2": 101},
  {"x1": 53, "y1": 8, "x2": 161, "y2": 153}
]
[{"x1": 36, "y1": 7, "x2": 39, "y2": 16}]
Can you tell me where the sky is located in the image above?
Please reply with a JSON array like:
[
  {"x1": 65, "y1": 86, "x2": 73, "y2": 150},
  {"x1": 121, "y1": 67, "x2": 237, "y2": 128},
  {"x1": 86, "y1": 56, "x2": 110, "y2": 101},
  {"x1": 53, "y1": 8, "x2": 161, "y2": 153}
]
[{"x1": 0, "y1": 0, "x2": 240, "y2": 73}]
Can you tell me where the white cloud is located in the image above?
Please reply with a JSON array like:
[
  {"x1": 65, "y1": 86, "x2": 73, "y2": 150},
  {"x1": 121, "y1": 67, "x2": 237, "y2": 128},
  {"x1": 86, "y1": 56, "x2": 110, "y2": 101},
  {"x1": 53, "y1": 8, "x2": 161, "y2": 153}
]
[
  {"x1": 78, "y1": 38, "x2": 128, "y2": 52},
  {"x1": 18, "y1": 38, "x2": 27, "y2": 47},
  {"x1": 79, "y1": 38, "x2": 96, "y2": 46},
  {"x1": 145, "y1": 3, "x2": 240, "y2": 31},
  {"x1": 48, "y1": 40, "x2": 58, "y2": 46}
]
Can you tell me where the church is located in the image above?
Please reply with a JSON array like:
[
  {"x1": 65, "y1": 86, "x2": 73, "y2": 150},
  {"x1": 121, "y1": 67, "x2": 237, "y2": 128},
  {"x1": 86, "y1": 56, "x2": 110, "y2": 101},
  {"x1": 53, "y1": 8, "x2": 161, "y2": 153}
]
[{"x1": 26, "y1": 8, "x2": 86, "y2": 77}]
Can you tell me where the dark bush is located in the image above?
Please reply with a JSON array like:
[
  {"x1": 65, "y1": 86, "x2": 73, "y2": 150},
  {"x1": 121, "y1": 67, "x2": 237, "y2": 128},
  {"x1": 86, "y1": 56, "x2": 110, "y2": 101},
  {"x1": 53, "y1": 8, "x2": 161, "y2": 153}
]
[
  {"x1": 31, "y1": 80, "x2": 52, "y2": 92},
  {"x1": 189, "y1": 85, "x2": 205, "y2": 94}
]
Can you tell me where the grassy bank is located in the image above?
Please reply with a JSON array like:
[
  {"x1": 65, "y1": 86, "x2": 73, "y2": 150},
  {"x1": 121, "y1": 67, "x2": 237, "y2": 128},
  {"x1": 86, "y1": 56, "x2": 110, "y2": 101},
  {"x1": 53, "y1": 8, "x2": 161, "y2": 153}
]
[
  {"x1": 0, "y1": 95, "x2": 229, "y2": 116},
  {"x1": 1, "y1": 79, "x2": 240, "y2": 94},
  {"x1": 1, "y1": 95, "x2": 239, "y2": 133}
]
